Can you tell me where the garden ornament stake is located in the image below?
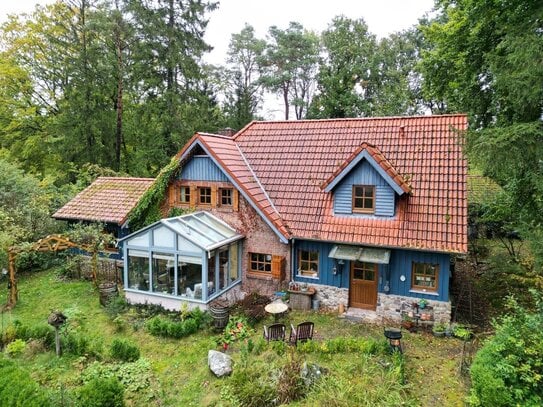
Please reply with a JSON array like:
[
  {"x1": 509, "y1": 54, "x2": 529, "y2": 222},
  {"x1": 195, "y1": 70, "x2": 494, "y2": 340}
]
[{"x1": 48, "y1": 310, "x2": 67, "y2": 357}]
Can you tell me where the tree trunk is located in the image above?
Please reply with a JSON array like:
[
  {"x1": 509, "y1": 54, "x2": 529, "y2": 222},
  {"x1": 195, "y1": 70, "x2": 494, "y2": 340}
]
[
  {"x1": 114, "y1": 5, "x2": 124, "y2": 171},
  {"x1": 167, "y1": 0, "x2": 175, "y2": 93},
  {"x1": 283, "y1": 84, "x2": 289, "y2": 120},
  {"x1": 7, "y1": 251, "x2": 18, "y2": 309},
  {"x1": 80, "y1": 0, "x2": 94, "y2": 162}
]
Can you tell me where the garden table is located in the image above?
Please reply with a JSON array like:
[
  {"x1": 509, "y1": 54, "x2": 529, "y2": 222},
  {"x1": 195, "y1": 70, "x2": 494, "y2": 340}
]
[{"x1": 265, "y1": 301, "x2": 288, "y2": 322}]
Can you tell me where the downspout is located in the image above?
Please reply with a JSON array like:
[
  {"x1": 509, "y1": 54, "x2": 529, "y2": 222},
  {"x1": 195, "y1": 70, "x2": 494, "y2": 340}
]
[
  {"x1": 290, "y1": 238, "x2": 296, "y2": 283},
  {"x1": 123, "y1": 245, "x2": 128, "y2": 291}
]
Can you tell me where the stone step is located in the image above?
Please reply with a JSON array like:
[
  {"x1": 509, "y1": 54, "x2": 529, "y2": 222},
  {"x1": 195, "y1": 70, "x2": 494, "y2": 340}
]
[{"x1": 343, "y1": 308, "x2": 381, "y2": 324}]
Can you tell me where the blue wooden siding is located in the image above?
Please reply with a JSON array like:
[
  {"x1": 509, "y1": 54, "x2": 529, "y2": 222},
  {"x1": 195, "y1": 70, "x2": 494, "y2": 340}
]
[
  {"x1": 293, "y1": 240, "x2": 450, "y2": 301},
  {"x1": 333, "y1": 160, "x2": 395, "y2": 217},
  {"x1": 387, "y1": 249, "x2": 450, "y2": 301},
  {"x1": 179, "y1": 156, "x2": 228, "y2": 182}
]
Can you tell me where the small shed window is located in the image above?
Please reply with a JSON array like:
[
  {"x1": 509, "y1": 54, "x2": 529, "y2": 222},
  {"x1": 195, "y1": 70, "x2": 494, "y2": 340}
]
[{"x1": 352, "y1": 185, "x2": 375, "y2": 213}]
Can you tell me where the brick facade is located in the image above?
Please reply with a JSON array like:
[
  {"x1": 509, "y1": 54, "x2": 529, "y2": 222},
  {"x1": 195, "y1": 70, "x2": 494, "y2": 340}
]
[{"x1": 164, "y1": 183, "x2": 290, "y2": 297}]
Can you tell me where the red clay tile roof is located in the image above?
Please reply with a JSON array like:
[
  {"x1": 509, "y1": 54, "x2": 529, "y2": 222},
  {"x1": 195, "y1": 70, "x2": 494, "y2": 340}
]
[
  {"x1": 321, "y1": 142, "x2": 412, "y2": 194},
  {"x1": 226, "y1": 114, "x2": 468, "y2": 253},
  {"x1": 53, "y1": 177, "x2": 154, "y2": 225},
  {"x1": 177, "y1": 133, "x2": 291, "y2": 240}
]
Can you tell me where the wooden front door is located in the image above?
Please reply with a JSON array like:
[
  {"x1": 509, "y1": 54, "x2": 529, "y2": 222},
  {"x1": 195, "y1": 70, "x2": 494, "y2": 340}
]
[{"x1": 349, "y1": 261, "x2": 378, "y2": 310}]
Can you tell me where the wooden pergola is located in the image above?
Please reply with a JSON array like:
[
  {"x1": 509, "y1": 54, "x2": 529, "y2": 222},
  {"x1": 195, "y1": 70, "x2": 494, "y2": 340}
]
[{"x1": 6, "y1": 234, "x2": 99, "y2": 309}]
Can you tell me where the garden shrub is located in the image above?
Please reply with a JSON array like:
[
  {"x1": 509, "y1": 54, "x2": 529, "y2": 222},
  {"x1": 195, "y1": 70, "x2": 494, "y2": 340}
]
[
  {"x1": 297, "y1": 337, "x2": 386, "y2": 355},
  {"x1": 82, "y1": 359, "x2": 154, "y2": 394},
  {"x1": 23, "y1": 339, "x2": 47, "y2": 358},
  {"x1": 5, "y1": 338, "x2": 26, "y2": 357},
  {"x1": 306, "y1": 354, "x2": 410, "y2": 406},
  {"x1": 104, "y1": 296, "x2": 128, "y2": 319},
  {"x1": 222, "y1": 362, "x2": 278, "y2": 407},
  {"x1": 110, "y1": 338, "x2": 140, "y2": 362},
  {"x1": 0, "y1": 358, "x2": 52, "y2": 406},
  {"x1": 215, "y1": 316, "x2": 251, "y2": 349},
  {"x1": 1, "y1": 321, "x2": 54, "y2": 349},
  {"x1": 276, "y1": 352, "x2": 306, "y2": 404},
  {"x1": 145, "y1": 309, "x2": 206, "y2": 339},
  {"x1": 14, "y1": 322, "x2": 55, "y2": 348},
  {"x1": 222, "y1": 353, "x2": 312, "y2": 406},
  {"x1": 271, "y1": 339, "x2": 287, "y2": 356},
  {"x1": 62, "y1": 330, "x2": 91, "y2": 355},
  {"x1": 231, "y1": 292, "x2": 271, "y2": 325},
  {"x1": 77, "y1": 377, "x2": 125, "y2": 407},
  {"x1": 469, "y1": 294, "x2": 543, "y2": 406}
]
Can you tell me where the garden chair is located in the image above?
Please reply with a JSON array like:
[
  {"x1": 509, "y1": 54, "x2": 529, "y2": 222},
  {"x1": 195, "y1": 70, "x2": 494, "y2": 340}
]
[
  {"x1": 263, "y1": 323, "x2": 286, "y2": 342},
  {"x1": 289, "y1": 321, "x2": 314, "y2": 346}
]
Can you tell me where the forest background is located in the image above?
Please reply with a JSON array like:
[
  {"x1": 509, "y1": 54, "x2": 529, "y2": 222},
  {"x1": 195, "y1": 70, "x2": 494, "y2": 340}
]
[{"x1": 0, "y1": 0, "x2": 541, "y2": 273}]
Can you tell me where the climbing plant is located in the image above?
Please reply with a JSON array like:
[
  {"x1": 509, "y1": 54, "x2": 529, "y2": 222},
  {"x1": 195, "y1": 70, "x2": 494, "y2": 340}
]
[{"x1": 127, "y1": 156, "x2": 181, "y2": 230}]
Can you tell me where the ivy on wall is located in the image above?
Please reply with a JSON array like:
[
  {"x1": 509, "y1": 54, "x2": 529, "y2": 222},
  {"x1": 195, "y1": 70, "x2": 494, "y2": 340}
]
[{"x1": 127, "y1": 156, "x2": 181, "y2": 230}]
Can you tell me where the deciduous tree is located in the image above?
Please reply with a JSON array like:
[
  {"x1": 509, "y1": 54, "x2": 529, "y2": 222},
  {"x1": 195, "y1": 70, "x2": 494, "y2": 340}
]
[{"x1": 260, "y1": 22, "x2": 319, "y2": 120}]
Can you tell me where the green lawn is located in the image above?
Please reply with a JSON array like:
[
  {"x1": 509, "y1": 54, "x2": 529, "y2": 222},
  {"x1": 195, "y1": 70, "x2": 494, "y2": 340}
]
[{"x1": 0, "y1": 270, "x2": 467, "y2": 406}]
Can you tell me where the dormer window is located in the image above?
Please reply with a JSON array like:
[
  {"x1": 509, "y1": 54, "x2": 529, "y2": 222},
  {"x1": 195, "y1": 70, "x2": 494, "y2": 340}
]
[{"x1": 352, "y1": 185, "x2": 375, "y2": 213}]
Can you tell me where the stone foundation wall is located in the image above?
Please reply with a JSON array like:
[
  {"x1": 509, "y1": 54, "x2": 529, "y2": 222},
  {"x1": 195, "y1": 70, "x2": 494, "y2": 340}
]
[
  {"x1": 312, "y1": 284, "x2": 349, "y2": 310},
  {"x1": 376, "y1": 293, "x2": 451, "y2": 323}
]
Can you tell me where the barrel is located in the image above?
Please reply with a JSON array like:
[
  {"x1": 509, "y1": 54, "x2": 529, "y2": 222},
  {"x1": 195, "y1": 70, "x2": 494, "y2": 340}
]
[
  {"x1": 99, "y1": 282, "x2": 118, "y2": 306},
  {"x1": 209, "y1": 304, "x2": 230, "y2": 330}
]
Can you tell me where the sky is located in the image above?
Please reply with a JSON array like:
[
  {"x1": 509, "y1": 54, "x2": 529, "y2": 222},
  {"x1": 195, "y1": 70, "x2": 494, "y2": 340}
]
[{"x1": 0, "y1": 0, "x2": 435, "y2": 118}]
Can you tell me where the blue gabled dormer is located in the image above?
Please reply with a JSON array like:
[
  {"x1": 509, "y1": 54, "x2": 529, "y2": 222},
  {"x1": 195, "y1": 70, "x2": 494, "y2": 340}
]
[{"x1": 322, "y1": 143, "x2": 410, "y2": 218}]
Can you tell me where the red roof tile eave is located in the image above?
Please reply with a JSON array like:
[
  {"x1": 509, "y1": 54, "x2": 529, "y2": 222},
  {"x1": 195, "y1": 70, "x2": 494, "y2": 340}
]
[
  {"x1": 291, "y1": 234, "x2": 468, "y2": 255},
  {"x1": 53, "y1": 213, "x2": 125, "y2": 225}
]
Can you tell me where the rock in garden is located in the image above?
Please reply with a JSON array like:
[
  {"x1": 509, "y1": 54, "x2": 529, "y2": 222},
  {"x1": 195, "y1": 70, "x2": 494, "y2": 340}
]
[
  {"x1": 301, "y1": 362, "x2": 327, "y2": 387},
  {"x1": 208, "y1": 350, "x2": 232, "y2": 377}
]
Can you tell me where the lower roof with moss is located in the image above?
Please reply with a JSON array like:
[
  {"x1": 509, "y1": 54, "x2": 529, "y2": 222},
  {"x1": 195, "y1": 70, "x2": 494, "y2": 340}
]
[{"x1": 53, "y1": 177, "x2": 155, "y2": 225}]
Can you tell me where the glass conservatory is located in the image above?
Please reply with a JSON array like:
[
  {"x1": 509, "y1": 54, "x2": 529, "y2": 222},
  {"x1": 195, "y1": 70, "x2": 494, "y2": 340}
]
[{"x1": 119, "y1": 212, "x2": 243, "y2": 305}]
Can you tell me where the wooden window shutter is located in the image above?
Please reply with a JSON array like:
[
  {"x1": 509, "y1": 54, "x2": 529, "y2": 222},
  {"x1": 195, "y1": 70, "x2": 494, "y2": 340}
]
[
  {"x1": 168, "y1": 184, "x2": 175, "y2": 206},
  {"x1": 271, "y1": 255, "x2": 285, "y2": 281},
  {"x1": 190, "y1": 185, "x2": 197, "y2": 207},
  {"x1": 211, "y1": 185, "x2": 218, "y2": 207},
  {"x1": 233, "y1": 190, "x2": 239, "y2": 211}
]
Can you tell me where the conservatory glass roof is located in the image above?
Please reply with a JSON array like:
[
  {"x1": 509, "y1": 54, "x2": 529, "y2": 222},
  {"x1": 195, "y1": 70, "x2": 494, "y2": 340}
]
[{"x1": 120, "y1": 211, "x2": 243, "y2": 251}]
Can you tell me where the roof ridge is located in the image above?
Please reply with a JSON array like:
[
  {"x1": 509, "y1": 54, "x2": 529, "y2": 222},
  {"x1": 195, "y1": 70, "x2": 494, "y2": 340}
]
[
  {"x1": 246, "y1": 113, "x2": 467, "y2": 126},
  {"x1": 197, "y1": 132, "x2": 233, "y2": 140},
  {"x1": 232, "y1": 120, "x2": 257, "y2": 141},
  {"x1": 95, "y1": 176, "x2": 155, "y2": 181}
]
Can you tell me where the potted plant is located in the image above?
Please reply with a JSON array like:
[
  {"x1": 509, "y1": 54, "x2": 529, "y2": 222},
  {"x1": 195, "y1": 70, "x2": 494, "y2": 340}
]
[
  {"x1": 452, "y1": 324, "x2": 473, "y2": 341},
  {"x1": 432, "y1": 322, "x2": 447, "y2": 337},
  {"x1": 418, "y1": 298, "x2": 428, "y2": 309},
  {"x1": 421, "y1": 312, "x2": 433, "y2": 321},
  {"x1": 401, "y1": 314, "x2": 414, "y2": 331}
]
